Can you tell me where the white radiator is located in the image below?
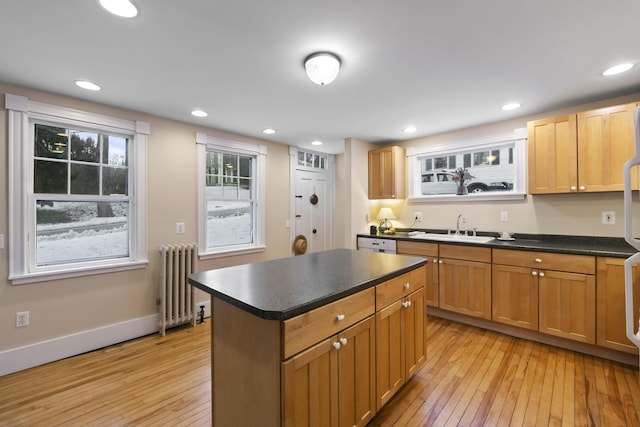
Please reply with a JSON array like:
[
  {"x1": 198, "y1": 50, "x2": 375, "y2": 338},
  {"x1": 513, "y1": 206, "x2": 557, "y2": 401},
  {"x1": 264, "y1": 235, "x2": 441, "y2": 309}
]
[{"x1": 158, "y1": 243, "x2": 198, "y2": 336}]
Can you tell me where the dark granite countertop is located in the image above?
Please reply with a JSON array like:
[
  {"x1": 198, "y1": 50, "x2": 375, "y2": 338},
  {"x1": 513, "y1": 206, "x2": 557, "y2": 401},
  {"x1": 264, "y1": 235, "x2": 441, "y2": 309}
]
[
  {"x1": 188, "y1": 248, "x2": 426, "y2": 320},
  {"x1": 358, "y1": 229, "x2": 637, "y2": 258}
]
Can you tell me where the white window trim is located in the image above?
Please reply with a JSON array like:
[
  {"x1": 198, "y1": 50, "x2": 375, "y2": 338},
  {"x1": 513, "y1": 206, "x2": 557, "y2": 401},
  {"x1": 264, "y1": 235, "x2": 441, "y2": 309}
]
[
  {"x1": 5, "y1": 93, "x2": 149, "y2": 284},
  {"x1": 406, "y1": 129, "x2": 527, "y2": 202},
  {"x1": 196, "y1": 132, "x2": 266, "y2": 259}
]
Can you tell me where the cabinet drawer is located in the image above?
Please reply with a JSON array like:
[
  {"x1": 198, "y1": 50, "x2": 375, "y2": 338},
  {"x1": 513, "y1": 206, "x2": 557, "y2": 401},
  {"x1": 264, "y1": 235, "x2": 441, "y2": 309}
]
[
  {"x1": 376, "y1": 267, "x2": 426, "y2": 310},
  {"x1": 439, "y1": 244, "x2": 491, "y2": 263},
  {"x1": 493, "y1": 249, "x2": 595, "y2": 274},
  {"x1": 397, "y1": 241, "x2": 438, "y2": 257},
  {"x1": 283, "y1": 288, "x2": 375, "y2": 359}
]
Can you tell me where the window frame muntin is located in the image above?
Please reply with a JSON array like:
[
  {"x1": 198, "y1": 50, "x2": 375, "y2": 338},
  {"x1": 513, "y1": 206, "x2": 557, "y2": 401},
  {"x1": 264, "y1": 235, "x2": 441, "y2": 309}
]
[{"x1": 6, "y1": 93, "x2": 149, "y2": 284}]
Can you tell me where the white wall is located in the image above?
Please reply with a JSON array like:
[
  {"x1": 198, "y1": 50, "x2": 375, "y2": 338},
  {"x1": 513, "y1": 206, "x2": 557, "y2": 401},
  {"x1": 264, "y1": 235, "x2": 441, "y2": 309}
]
[{"x1": 0, "y1": 82, "x2": 292, "y2": 374}]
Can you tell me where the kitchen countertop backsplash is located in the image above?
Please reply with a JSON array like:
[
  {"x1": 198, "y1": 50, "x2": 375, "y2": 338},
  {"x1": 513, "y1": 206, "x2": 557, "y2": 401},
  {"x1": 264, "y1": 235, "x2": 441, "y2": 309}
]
[{"x1": 358, "y1": 229, "x2": 636, "y2": 258}]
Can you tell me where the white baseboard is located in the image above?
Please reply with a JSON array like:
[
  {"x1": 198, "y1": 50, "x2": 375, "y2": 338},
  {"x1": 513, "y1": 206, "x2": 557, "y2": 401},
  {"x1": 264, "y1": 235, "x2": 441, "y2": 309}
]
[{"x1": 0, "y1": 299, "x2": 210, "y2": 376}]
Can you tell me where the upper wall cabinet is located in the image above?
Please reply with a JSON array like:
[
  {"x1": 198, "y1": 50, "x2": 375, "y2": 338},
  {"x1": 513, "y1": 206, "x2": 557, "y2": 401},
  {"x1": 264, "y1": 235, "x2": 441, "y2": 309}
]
[
  {"x1": 368, "y1": 146, "x2": 406, "y2": 199},
  {"x1": 528, "y1": 102, "x2": 638, "y2": 194}
]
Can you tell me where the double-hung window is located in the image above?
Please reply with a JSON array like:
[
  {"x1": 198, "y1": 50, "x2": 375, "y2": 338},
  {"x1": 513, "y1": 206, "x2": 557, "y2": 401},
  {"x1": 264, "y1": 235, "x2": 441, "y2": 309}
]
[
  {"x1": 6, "y1": 94, "x2": 149, "y2": 284},
  {"x1": 197, "y1": 133, "x2": 266, "y2": 257}
]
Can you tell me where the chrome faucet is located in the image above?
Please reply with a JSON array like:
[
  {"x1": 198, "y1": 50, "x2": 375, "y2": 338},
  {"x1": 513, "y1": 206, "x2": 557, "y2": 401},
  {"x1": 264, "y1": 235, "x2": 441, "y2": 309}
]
[{"x1": 456, "y1": 214, "x2": 466, "y2": 235}]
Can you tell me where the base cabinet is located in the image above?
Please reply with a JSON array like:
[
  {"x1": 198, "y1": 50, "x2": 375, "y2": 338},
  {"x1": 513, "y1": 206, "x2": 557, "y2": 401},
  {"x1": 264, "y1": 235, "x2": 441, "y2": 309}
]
[
  {"x1": 492, "y1": 264, "x2": 539, "y2": 330},
  {"x1": 375, "y1": 287, "x2": 426, "y2": 410},
  {"x1": 283, "y1": 316, "x2": 376, "y2": 427},
  {"x1": 538, "y1": 270, "x2": 596, "y2": 344},
  {"x1": 439, "y1": 245, "x2": 492, "y2": 319},
  {"x1": 596, "y1": 257, "x2": 640, "y2": 354}
]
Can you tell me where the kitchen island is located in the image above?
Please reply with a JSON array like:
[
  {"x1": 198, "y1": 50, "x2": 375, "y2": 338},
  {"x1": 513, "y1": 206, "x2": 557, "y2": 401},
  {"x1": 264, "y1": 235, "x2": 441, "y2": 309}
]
[{"x1": 189, "y1": 249, "x2": 427, "y2": 426}]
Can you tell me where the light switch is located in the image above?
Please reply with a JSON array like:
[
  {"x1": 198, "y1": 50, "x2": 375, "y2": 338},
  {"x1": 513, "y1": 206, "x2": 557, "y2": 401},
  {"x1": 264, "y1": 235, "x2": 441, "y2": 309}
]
[{"x1": 176, "y1": 222, "x2": 185, "y2": 234}]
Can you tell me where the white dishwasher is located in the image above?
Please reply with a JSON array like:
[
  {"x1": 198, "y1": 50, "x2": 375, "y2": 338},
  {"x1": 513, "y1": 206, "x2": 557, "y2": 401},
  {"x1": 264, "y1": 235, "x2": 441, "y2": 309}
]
[{"x1": 357, "y1": 237, "x2": 397, "y2": 253}]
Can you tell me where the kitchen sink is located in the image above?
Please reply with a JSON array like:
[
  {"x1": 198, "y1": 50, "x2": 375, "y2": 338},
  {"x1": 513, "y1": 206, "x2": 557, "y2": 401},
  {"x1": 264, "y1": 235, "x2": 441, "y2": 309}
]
[{"x1": 409, "y1": 232, "x2": 495, "y2": 243}]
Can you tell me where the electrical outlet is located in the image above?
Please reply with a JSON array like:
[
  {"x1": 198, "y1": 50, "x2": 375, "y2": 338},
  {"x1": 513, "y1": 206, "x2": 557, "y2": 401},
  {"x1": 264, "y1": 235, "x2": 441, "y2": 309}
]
[
  {"x1": 176, "y1": 222, "x2": 185, "y2": 234},
  {"x1": 16, "y1": 311, "x2": 29, "y2": 327},
  {"x1": 500, "y1": 211, "x2": 509, "y2": 222},
  {"x1": 602, "y1": 211, "x2": 616, "y2": 225},
  {"x1": 414, "y1": 212, "x2": 423, "y2": 222}
]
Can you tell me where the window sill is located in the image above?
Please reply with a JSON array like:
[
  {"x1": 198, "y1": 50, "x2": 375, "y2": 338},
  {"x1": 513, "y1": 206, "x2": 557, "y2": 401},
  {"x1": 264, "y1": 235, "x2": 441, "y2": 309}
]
[
  {"x1": 199, "y1": 245, "x2": 266, "y2": 260},
  {"x1": 408, "y1": 192, "x2": 526, "y2": 203},
  {"x1": 10, "y1": 260, "x2": 148, "y2": 285}
]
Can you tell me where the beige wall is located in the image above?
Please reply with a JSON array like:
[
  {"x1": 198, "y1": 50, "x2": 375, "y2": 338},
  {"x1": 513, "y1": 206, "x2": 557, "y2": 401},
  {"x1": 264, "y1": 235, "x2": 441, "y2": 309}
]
[
  {"x1": 0, "y1": 82, "x2": 292, "y2": 355},
  {"x1": 370, "y1": 93, "x2": 640, "y2": 237}
]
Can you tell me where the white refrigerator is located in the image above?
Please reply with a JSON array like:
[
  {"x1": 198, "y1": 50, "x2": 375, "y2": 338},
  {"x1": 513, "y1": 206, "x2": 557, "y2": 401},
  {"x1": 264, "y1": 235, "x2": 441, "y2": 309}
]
[{"x1": 623, "y1": 106, "x2": 640, "y2": 365}]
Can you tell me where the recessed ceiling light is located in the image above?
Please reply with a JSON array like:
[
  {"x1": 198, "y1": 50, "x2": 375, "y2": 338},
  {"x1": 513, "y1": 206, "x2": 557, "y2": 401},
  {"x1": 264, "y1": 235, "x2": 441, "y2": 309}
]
[
  {"x1": 311, "y1": 140, "x2": 323, "y2": 146},
  {"x1": 501, "y1": 103, "x2": 521, "y2": 111},
  {"x1": 191, "y1": 109, "x2": 208, "y2": 118},
  {"x1": 262, "y1": 128, "x2": 276, "y2": 134},
  {"x1": 98, "y1": 0, "x2": 138, "y2": 18},
  {"x1": 602, "y1": 63, "x2": 634, "y2": 76},
  {"x1": 403, "y1": 126, "x2": 417, "y2": 133},
  {"x1": 75, "y1": 80, "x2": 101, "y2": 91}
]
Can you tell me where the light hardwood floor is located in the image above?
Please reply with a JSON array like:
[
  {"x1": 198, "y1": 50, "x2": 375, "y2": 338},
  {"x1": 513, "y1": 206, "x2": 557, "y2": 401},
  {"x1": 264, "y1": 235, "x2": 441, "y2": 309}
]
[{"x1": 1, "y1": 316, "x2": 639, "y2": 426}]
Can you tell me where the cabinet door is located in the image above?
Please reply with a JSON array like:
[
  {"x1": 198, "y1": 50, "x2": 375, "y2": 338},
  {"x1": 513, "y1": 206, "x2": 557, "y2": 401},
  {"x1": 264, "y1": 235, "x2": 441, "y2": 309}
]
[
  {"x1": 375, "y1": 299, "x2": 404, "y2": 410},
  {"x1": 596, "y1": 257, "x2": 640, "y2": 354},
  {"x1": 282, "y1": 337, "x2": 338, "y2": 427},
  {"x1": 368, "y1": 146, "x2": 405, "y2": 199},
  {"x1": 439, "y1": 258, "x2": 492, "y2": 319},
  {"x1": 539, "y1": 270, "x2": 596, "y2": 344},
  {"x1": 404, "y1": 287, "x2": 427, "y2": 378},
  {"x1": 425, "y1": 258, "x2": 439, "y2": 307},
  {"x1": 337, "y1": 317, "x2": 376, "y2": 427},
  {"x1": 578, "y1": 103, "x2": 638, "y2": 192},
  {"x1": 527, "y1": 115, "x2": 578, "y2": 194},
  {"x1": 492, "y1": 264, "x2": 539, "y2": 331}
]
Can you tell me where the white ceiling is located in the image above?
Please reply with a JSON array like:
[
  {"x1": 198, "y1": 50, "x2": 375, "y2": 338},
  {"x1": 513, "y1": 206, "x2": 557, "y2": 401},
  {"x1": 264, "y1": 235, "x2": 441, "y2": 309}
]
[{"x1": 1, "y1": 1, "x2": 640, "y2": 154}]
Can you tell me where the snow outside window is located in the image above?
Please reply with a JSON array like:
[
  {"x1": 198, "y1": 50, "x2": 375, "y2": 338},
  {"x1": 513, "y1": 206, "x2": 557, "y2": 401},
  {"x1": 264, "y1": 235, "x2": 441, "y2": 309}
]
[
  {"x1": 196, "y1": 134, "x2": 266, "y2": 258},
  {"x1": 6, "y1": 94, "x2": 149, "y2": 284}
]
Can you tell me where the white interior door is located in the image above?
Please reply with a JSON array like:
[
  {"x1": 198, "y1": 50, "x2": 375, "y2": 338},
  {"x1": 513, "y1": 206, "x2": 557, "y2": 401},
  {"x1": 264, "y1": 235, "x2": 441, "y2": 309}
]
[{"x1": 295, "y1": 170, "x2": 329, "y2": 253}]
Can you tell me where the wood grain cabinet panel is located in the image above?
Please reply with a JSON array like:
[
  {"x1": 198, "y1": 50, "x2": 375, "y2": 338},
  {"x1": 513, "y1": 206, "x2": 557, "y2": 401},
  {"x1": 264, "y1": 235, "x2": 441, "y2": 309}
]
[
  {"x1": 368, "y1": 146, "x2": 405, "y2": 199},
  {"x1": 538, "y1": 270, "x2": 596, "y2": 344},
  {"x1": 492, "y1": 264, "x2": 539, "y2": 331},
  {"x1": 439, "y1": 257, "x2": 492, "y2": 319},
  {"x1": 596, "y1": 257, "x2": 640, "y2": 354},
  {"x1": 375, "y1": 287, "x2": 427, "y2": 411},
  {"x1": 283, "y1": 316, "x2": 376, "y2": 427}
]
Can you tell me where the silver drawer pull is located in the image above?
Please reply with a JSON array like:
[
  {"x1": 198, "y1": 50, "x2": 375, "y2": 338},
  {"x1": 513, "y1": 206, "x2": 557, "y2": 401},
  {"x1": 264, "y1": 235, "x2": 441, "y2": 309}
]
[
  {"x1": 403, "y1": 282, "x2": 410, "y2": 290},
  {"x1": 534, "y1": 258, "x2": 542, "y2": 263},
  {"x1": 336, "y1": 314, "x2": 345, "y2": 321}
]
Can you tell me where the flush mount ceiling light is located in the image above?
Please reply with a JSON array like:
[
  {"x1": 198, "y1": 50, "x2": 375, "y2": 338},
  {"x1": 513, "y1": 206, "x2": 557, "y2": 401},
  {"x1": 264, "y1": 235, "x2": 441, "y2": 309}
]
[
  {"x1": 403, "y1": 126, "x2": 417, "y2": 134},
  {"x1": 602, "y1": 63, "x2": 634, "y2": 76},
  {"x1": 311, "y1": 140, "x2": 323, "y2": 146},
  {"x1": 98, "y1": 0, "x2": 138, "y2": 18},
  {"x1": 304, "y1": 52, "x2": 341, "y2": 85},
  {"x1": 502, "y1": 102, "x2": 521, "y2": 111},
  {"x1": 262, "y1": 128, "x2": 276, "y2": 134},
  {"x1": 191, "y1": 109, "x2": 208, "y2": 117},
  {"x1": 75, "y1": 80, "x2": 101, "y2": 91}
]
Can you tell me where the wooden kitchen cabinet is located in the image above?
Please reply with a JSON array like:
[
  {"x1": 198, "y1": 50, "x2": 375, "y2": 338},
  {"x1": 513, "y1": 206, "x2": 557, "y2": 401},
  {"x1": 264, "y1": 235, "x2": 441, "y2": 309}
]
[
  {"x1": 368, "y1": 146, "x2": 405, "y2": 199},
  {"x1": 577, "y1": 103, "x2": 638, "y2": 192},
  {"x1": 282, "y1": 316, "x2": 376, "y2": 427},
  {"x1": 438, "y1": 244, "x2": 492, "y2": 319},
  {"x1": 493, "y1": 248, "x2": 596, "y2": 344},
  {"x1": 527, "y1": 114, "x2": 577, "y2": 194},
  {"x1": 397, "y1": 240, "x2": 439, "y2": 307},
  {"x1": 528, "y1": 102, "x2": 638, "y2": 194},
  {"x1": 596, "y1": 257, "x2": 640, "y2": 354},
  {"x1": 375, "y1": 270, "x2": 426, "y2": 410},
  {"x1": 491, "y1": 263, "x2": 539, "y2": 331}
]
